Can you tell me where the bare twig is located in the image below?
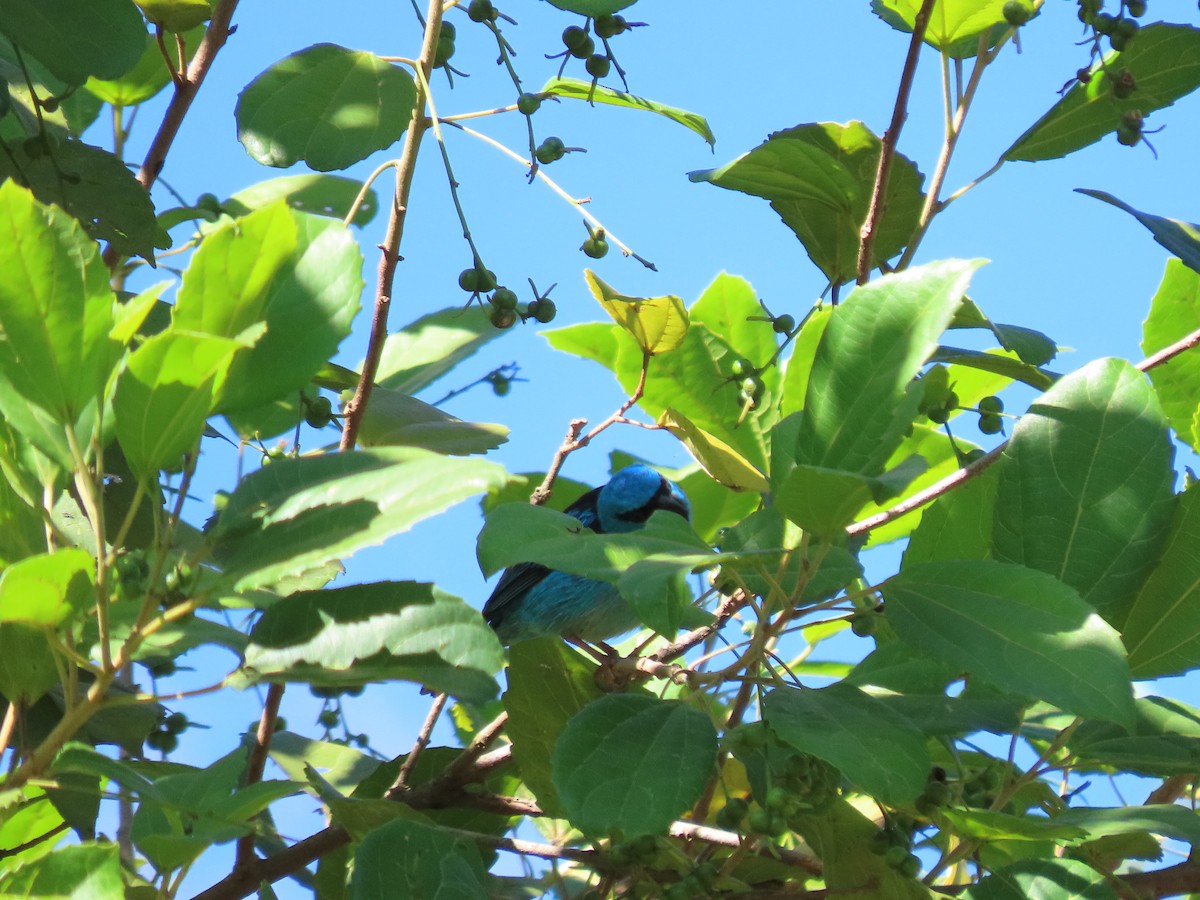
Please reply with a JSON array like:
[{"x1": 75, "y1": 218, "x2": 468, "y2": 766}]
[
  {"x1": 234, "y1": 681, "x2": 286, "y2": 868},
  {"x1": 389, "y1": 692, "x2": 447, "y2": 794},
  {"x1": 1137, "y1": 324, "x2": 1200, "y2": 373},
  {"x1": 856, "y1": 0, "x2": 937, "y2": 285},
  {"x1": 531, "y1": 350, "x2": 652, "y2": 505}
]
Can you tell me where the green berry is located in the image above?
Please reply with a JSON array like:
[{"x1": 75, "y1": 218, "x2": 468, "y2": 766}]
[
  {"x1": 310, "y1": 684, "x2": 344, "y2": 698},
  {"x1": 318, "y1": 709, "x2": 340, "y2": 729},
  {"x1": 1112, "y1": 68, "x2": 1136, "y2": 99},
  {"x1": 977, "y1": 395, "x2": 1004, "y2": 415},
  {"x1": 146, "y1": 730, "x2": 179, "y2": 754},
  {"x1": 491, "y1": 376, "x2": 511, "y2": 397},
  {"x1": 467, "y1": 0, "x2": 496, "y2": 22},
  {"x1": 458, "y1": 268, "x2": 478, "y2": 291},
  {"x1": 304, "y1": 395, "x2": 333, "y2": 428},
  {"x1": 850, "y1": 613, "x2": 876, "y2": 637},
  {"x1": 41, "y1": 96, "x2": 60, "y2": 113},
  {"x1": 561, "y1": 25, "x2": 589, "y2": 51},
  {"x1": 899, "y1": 854, "x2": 922, "y2": 879},
  {"x1": 1003, "y1": 0, "x2": 1033, "y2": 26},
  {"x1": 715, "y1": 796, "x2": 749, "y2": 829},
  {"x1": 773, "y1": 314, "x2": 796, "y2": 334},
  {"x1": 884, "y1": 845, "x2": 909, "y2": 869},
  {"x1": 1093, "y1": 12, "x2": 1118, "y2": 33},
  {"x1": 978, "y1": 414, "x2": 1003, "y2": 435},
  {"x1": 945, "y1": 391, "x2": 960, "y2": 411},
  {"x1": 491, "y1": 287, "x2": 518, "y2": 310},
  {"x1": 962, "y1": 448, "x2": 987, "y2": 465},
  {"x1": 433, "y1": 35, "x2": 455, "y2": 68},
  {"x1": 1127, "y1": 0, "x2": 1146, "y2": 16},
  {"x1": 569, "y1": 34, "x2": 595, "y2": 59},
  {"x1": 535, "y1": 136, "x2": 566, "y2": 165},
  {"x1": 164, "y1": 712, "x2": 189, "y2": 734},
  {"x1": 731, "y1": 358, "x2": 754, "y2": 377},
  {"x1": 148, "y1": 659, "x2": 176, "y2": 678},
  {"x1": 516, "y1": 92, "x2": 541, "y2": 115},
  {"x1": 533, "y1": 298, "x2": 557, "y2": 323},
  {"x1": 489, "y1": 306, "x2": 517, "y2": 329},
  {"x1": 581, "y1": 236, "x2": 609, "y2": 258},
  {"x1": 196, "y1": 192, "x2": 222, "y2": 213},
  {"x1": 927, "y1": 406, "x2": 950, "y2": 425},
  {"x1": 594, "y1": 14, "x2": 627, "y2": 39},
  {"x1": 585, "y1": 54, "x2": 611, "y2": 78},
  {"x1": 1116, "y1": 109, "x2": 1144, "y2": 146}
]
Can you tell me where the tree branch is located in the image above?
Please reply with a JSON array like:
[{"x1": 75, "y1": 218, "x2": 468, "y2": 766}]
[{"x1": 855, "y1": 0, "x2": 937, "y2": 285}]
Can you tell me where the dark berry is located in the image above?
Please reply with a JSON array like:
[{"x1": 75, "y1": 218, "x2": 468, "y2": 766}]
[
  {"x1": 304, "y1": 395, "x2": 333, "y2": 428},
  {"x1": 164, "y1": 712, "x2": 189, "y2": 733},
  {"x1": 1003, "y1": 1, "x2": 1033, "y2": 26},
  {"x1": 146, "y1": 730, "x2": 179, "y2": 753},
  {"x1": 569, "y1": 35, "x2": 595, "y2": 59},
  {"x1": 561, "y1": 25, "x2": 589, "y2": 51},
  {"x1": 593, "y1": 14, "x2": 628, "y2": 39},
  {"x1": 977, "y1": 395, "x2": 1004, "y2": 415},
  {"x1": 585, "y1": 54, "x2": 611, "y2": 78},
  {"x1": 318, "y1": 709, "x2": 340, "y2": 729},
  {"x1": 467, "y1": 0, "x2": 496, "y2": 22},
  {"x1": 491, "y1": 376, "x2": 511, "y2": 397},
  {"x1": 533, "y1": 298, "x2": 557, "y2": 323},
  {"x1": 491, "y1": 287, "x2": 518, "y2": 310},
  {"x1": 978, "y1": 414, "x2": 1004, "y2": 435}
]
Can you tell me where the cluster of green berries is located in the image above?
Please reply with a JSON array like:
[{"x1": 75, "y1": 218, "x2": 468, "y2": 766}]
[
  {"x1": 1079, "y1": 0, "x2": 1144, "y2": 51},
  {"x1": 731, "y1": 358, "x2": 765, "y2": 410},
  {"x1": 868, "y1": 825, "x2": 922, "y2": 879},
  {"x1": 459, "y1": 265, "x2": 557, "y2": 328},
  {"x1": 1002, "y1": 1, "x2": 1034, "y2": 27},
  {"x1": 434, "y1": 21, "x2": 457, "y2": 68},
  {"x1": 146, "y1": 711, "x2": 190, "y2": 755},
  {"x1": 555, "y1": 23, "x2": 612, "y2": 82},
  {"x1": 918, "y1": 367, "x2": 1006, "y2": 437}
]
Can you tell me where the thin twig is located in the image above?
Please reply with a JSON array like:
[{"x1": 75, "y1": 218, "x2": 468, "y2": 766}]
[
  {"x1": 234, "y1": 681, "x2": 286, "y2": 868},
  {"x1": 530, "y1": 350, "x2": 651, "y2": 505},
  {"x1": 0, "y1": 701, "x2": 16, "y2": 761},
  {"x1": 101, "y1": 0, "x2": 240, "y2": 269},
  {"x1": 856, "y1": 0, "x2": 937, "y2": 285},
  {"x1": 389, "y1": 692, "x2": 447, "y2": 793}
]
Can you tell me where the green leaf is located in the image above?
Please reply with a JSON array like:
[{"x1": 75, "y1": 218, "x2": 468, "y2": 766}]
[
  {"x1": 86, "y1": 25, "x2": 203, "y2": 107},
  {"x1": 963, "y1": 858, "x2": 1118, "y2": 900},
  {"x1": 553, "y1": 694, "x2": 717, "y2": 837},
  {"x1": 1143, "y1": 259, "x2": 1200, "y2": 451},
  {"x1": 222, "y1": 173, "x2": 379, "y2": 227},
  {"x1": 0, "y1": 0, "x2": 145, "y2": 84},
  {"x1": 115, "y1": 330, "x2": 247, "y2": 478},
  {"x1": 870, "y1": 0, "x2": 1012, "y2": 58},
  {"x1": 795, "y1": 260, "x2": 980, "y2": 475},
  {"x1": 0, "y1": 548, "x2": 93, "y2": 626},
  {"x1": 1077, "y1": 189, "x2": 1200, "y2": 274},
  {"x1": 1005, "y1": 24, "x2": 1200, "y2": 162},
  {"x1": 504, "y1": 638, "x2": 604, "y2": 817},
  {"x1": 477, "y1": 503, "x2": 711, "y2": 582},
  {"x1": 236, "y1": 43, "x2": 418, "y2": 171},
  {"x1": 242, "y1": 582, "x2": 503, "y2": 703},
  {"x1": 269, "y1": 731, "x2": 382, "y2": 797},
  {"x1": 938, "y1": 808, "x2": 1087, "y2": 843},
  {"x1": 1069, "y1": 695, "x2": 1200, "y2": 776},
  {"x1": 1121, "y1": 484, "x2": 1200, "y2": 678},
  {"x1": 541, "y1": 76, "x2": 714, "y2": 145},
  {"x1": 951, "y1": 298, "x2": 1059, "y2": 366},
  {"x1": 1054, "y1": 805, "x2": 1200, "y2": 846},
  {"x1": 884, "y1": 560, "x2": 1135, "y2": 727},
  {"x1": 545, "y1": 0, "x2": 635, "y2": 15},
  {"x1": 355, "y1": 387, "x2": 508, "y2": 456},
  {"x1": 351, "y1": 818, "x2": 488, "y2": 900},
  {"x1": 904, "y1": 464, "x2": 998, "y2": 564},
  {"x1": 375, "y1": 307, "x2": 504, "y2": 394},
  {"x1": 0, "y1": 181, "x2": 118, "y2": 422},
  {"x1": 0, "y1": 624, "x2": 58, "y2": 702},
  {"x1": 656, "y1": 409, "x2": 768, "y2": 492},
  {"x1": 134, "y1": 0, "x2": 213, "y2": 32},
  {"x1": 929, "y1": 345, "x2": 1056, "y2": 391},
  {"x1": 52, "y1": 743, "x2": 163, "y2": 802},
  {"x1": 174, "y1": 204, "x2": 363, "y2": 416},
  {"x1": 0, "y1": 843, "x2": 122, "y2": 898},
  {"x1": 992, "y1": 358, "x2": 1176, "y2": 623},
  {"x1": 779, "y1": 305, "x2": 832, "y2": 417},
  {"x1": 211, "y1": 447, "x2": 505, "y2": 591},
  {"x1": 585, "y1": 270, "x2": 689, "y2": 356},
  {"x1": 774, "y1": 463, "x2": 910, "y2": 536},
  {"x1": 764, "y1": 683, "x2": 929, "y2": 805},
  {"x1": 689, "y1": 122, "x2": 926, "y2": 285},
  {"x1": 0, "y1": 138, "x2": 170, "y2": 261}
]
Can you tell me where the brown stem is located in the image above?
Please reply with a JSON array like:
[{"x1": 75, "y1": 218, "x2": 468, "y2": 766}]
[
  {"x1": 855, "y1": 0, "x2": 937, "y2": 286},
  {"x1": 388, "y1": 692, "x2": 447, "y2": 794},
  {"x1": 101, "y1": 0, "x2": 240, "y2": 269},
  {"x1": 0, "y1": 701, "x2": 15, "y2": 761},
  {"x1": 530, "y1": 350, "x2": 652, "y2": 505},
  {"x1": 234, "y1": 681, "x2": 285, "y2": 868},
  {"x1": 1137, "y1": 324, "x2": 1200, "y2": 373},
  {"x1": 339, "y1": 0, "x2": 443, "y2": 451}
]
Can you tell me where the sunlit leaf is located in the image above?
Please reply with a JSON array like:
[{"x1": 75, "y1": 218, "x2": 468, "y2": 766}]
[
  {"x1": 0, "y1": 548, "x2": 94, "y2": 627},
  {"x1": 871, "y1": 0, "x2": 1013, "y2": 58},
  {"x1": 657, "y1": 408, "x2": 768, "y2": 492},
  {"x1": 541, "y1": 77, "x2": 714, "y2": 145},
  {"x1": 1142, "y1": 259, "x2": 1200, "y2": 451},
  {"x1": 1077, "y1": 189, "x2": 1200, "y2": 275},
  {"x1": 585, "y1": 270, "x2": 688, "y2": 356},
  {"x1": 354, "y1": 387, "x2": 508, "y2": 456}
]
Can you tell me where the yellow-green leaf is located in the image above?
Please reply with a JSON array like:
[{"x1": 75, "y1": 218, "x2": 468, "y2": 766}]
[
  {"x1": 585, "y1": 270, "x2": 688, "y2": 356},
  {"x1": 657, "y1": 408, "x2": 769, "y2": 492}
]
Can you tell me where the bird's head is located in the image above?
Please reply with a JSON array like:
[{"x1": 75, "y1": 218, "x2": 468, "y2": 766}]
[{"x1": 596, "y1": 464, "x2": 691, "y2": 534}]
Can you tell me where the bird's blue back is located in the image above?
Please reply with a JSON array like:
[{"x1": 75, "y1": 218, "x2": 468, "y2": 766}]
[{"x1": 483, "y1": 465, "x2": 690, "y2": 643}]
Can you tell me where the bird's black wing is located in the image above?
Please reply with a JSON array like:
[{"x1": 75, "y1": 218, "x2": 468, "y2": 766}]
[{"x1": 482, "y1": 486, "x2": 604, "y2": 628}]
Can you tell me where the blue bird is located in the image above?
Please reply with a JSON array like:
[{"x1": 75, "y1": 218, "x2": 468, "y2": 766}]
[{"x1": 483, "y1": 464, "x2": 691, "y2": 644}]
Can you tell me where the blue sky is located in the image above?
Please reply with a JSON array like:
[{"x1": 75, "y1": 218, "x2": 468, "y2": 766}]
[{"x1": 96, "y1": 1, "x2": 1200, "y2": 894}]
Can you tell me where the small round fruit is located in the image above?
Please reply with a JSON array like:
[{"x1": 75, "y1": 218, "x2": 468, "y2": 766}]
[
  {"x1": 585, "y1": 54, "x2": 611, "y2": 78},
  {"x1": 715, "y1": 796, "x2": 749, "y2": 829},
  {"x1": 149, "y1": 659, "x2": 177, "y2": 678},
  {"x1": 458, "y1": 268, "x2": 479, "y2": 292},
  {"x1": 196, "y1": 192, "x2": 222, "y2": 213},
  {"x1": 516, "y1": 92, "x2": 541, "y2": 115},
  {"x1": 569, "y1": 35, "x2": 595, "y2": 59},
  {"x1": 978, "y1": 414, "x2": 1003, "y2": 435},
  {"x1": 741, "y1": 376, "x2": 764, "y2": 399},
  {"x1": 1003, "y1": 0, "x2": 1033, "y2": 26},
  {"x1": 899, "y1": 854, "x2": 922, "y2": 879},
  {"x1": 731, "y1": 358, "x2": 754, "y2": 377},
  {"x1": 41, "y1": 96, "x2": 60, "y2": 113},
  {"x1": 884, "y1": 845, "x2": 909, "y2": 869},
  {"x1": 164, "y1": 712, "x2": 189, "y2": 733},
  {"x1": 433, "y1": 35, "x2": 455, "y2": 67},
  {"x1": 1112, "y1": 68, "x2": 1137, "y2": 99},
  {"x1": 850, "y1": 613, "x2": 876, "y2": 637},
  {"x1": 1116, "y1": 110, "x2": 1144, "y2": 146},
  {"x1": 561, "y1": 25, "x2": 589, "y2": 51},
  {"x1": 1127, "y1": 0, "x2": 1146, "y2": 16},
  {"x1": 533, "y1": 298, "x2": 557, "y2": 323},
  {"x1": 535, "y1": 136, "x2": 566, "y2": 164},
  {"x1": 489, "y1": 306, "x2": 517, "y2": 329},
  {"x1": 593, "y1": 13, "x2": 628, "y2": 39},
  {"x1": 927, "y1": 406, "x2": 950, "y2": 425},
  {"x1": 317, "y1": 709, "x2": 340, "y2": 729},
  {"x1": 491, "y1": 287, "x2": 518, "y2": 310},
  {"x1": 304, "y1": 395, "x2": 333, "y2": 428},
  {"x1": 582, "y1": 236, "x2": 609, "y2": 258},
  {"x1": 467, "y1": 0, "x2": 496, "y2": 22},
  {"x1": 146, "y1": 730, "x2": 179, "y2": 754},
  {"x1": 773, "y1": 314, "x2": 796, "y2": 334},
  {"x1": 962, "y1": 448, "x2": 987, "y2": 465},
  {"x1": 491, "y1": 376, "x2": 511, "y2": 397},
  {"x1": 977, "y1": 395, "x2": 1004, "y2": 415},
  {"x1": 1093, "y1": 12, "x2": 1118, "y2": 34}
]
